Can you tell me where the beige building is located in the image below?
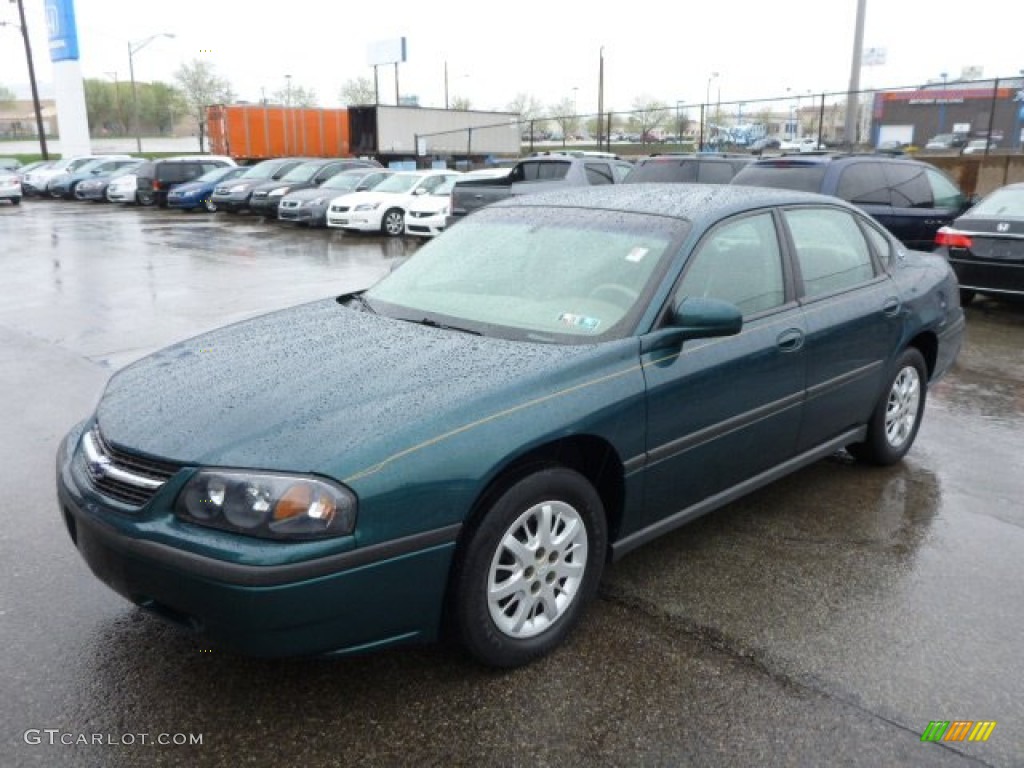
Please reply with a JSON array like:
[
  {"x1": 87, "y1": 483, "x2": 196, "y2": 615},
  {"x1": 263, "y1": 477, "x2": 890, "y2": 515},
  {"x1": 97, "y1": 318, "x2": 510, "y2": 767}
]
[{"x1": 0, "y1": 99, "x2": 57, "y2": 139}]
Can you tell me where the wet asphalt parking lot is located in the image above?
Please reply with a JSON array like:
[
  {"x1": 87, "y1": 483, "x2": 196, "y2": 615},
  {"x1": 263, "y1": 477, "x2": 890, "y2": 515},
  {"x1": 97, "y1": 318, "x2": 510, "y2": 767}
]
[{"x1": 1, "y1": 198, "x2": 1022, "y2": 768}]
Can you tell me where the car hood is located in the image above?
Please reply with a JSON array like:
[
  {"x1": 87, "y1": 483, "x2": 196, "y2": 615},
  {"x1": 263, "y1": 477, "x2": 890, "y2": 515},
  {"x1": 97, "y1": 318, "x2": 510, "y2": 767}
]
[
  {"x1": 95, "y1": 298, "x2": 598, "y2": 479},
  {"x1": 168, "y1": 180, "x2": 210, "y2": 196},
  {"x1": 281, "y1": 188, "x2": 335, "y2": 204},
  {"x1": 329, "y1": 190, "x2": 404, "y2": 208}
]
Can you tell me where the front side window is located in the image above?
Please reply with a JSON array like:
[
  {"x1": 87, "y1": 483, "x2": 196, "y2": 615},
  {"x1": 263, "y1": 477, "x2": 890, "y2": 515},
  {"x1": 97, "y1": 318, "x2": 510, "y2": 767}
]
[
  {"x1": 675, "y1": 212, "x2": 786, "y2": 316},
  {"x1": 784, "y1": 208, "x2": 877, "y2": 298},
  {"x1": 585, "y1": 163, "x2": 614, "y2": 185},
  {"x1": 926, "y1": 168, "x2": 965, "y2": 209},
  {"x1": 883, "y1": 163, "x2": 932, "y2": 208}
]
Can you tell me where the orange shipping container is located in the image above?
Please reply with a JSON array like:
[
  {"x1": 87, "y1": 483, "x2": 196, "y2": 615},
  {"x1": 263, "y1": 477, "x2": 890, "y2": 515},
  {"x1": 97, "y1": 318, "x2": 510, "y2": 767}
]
[{"x1": 206, "y1": 104, "x2": 350, "y2": 162}]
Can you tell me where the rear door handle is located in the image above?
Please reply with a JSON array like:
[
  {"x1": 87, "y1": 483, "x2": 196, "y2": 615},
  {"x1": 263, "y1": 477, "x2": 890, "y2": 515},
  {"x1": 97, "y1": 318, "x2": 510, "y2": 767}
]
[{"x1": 777, "y1": 328, "x2": 804, "y2": 352}]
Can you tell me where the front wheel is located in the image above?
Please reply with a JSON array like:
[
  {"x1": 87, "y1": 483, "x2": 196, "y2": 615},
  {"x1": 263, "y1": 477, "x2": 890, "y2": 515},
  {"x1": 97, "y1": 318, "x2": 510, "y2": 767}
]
[
  {"x1": 136, "y1": 190, "x2": 155, "y2": 207},
  {"x1": 451, "y1": 467, "x2": 606, "y2": 668},
  {"x1": 848, "y1": 348, "x2": 927, "y2": 466},
  {"x1": 381, "y1": 208, "x2": 405, "y2": 237}
]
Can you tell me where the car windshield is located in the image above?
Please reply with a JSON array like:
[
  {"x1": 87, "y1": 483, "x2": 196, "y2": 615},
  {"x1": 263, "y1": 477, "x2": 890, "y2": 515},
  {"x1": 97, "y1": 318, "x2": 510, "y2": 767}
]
[
  {"x1": 280, "y1": 162, "x2": 322, "y2": 183},
  {"x1": 322, "y1": 172, "x2": 375, "y2": 191},
  {"x1": 966, "y1": 187, "x2": 1024, "y2": 219},
  {"x1": 74, "y1": 159, "x2": 107, "y2": 174},
  {"x1": 365, "y1": 206, "x2": 686, "y2": 343},
  {"x1": 196, "y1": 167, "x2": 235, "y2": 183},
  {"x1": 372, "y1": 173, "x2": 427, "y2": 194},
  {"x1": 109, "y1": 165, "x2": 141, "y2": 179},
  {"x1": 240, "y1": 162, "x2": 287, "y2": 180}
]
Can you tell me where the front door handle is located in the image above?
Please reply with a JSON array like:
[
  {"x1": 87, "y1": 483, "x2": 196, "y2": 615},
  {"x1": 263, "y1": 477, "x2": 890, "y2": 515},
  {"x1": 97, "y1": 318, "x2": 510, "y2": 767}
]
[
  {"x1": 882, "y1": 296, "x2": 901, "y2": 316},
  {"x1": 777, "y1": 328, "x2": 805, "y2": 352}
]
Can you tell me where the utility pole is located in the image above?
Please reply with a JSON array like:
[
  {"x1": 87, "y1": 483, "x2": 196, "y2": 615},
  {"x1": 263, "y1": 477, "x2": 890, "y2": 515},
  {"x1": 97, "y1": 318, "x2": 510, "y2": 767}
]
[
  {"x1": 3, "y1": 0, "x2": 48, "y2": 158},
  {"x1": 844, "y1": 0, "x2": 867, "y2": 148}
]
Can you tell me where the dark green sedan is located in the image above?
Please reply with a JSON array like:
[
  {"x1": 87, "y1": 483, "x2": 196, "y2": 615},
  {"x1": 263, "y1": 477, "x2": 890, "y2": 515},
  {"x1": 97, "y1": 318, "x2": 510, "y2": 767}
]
[{"x1": 56, "y1": 185, "x2": 965, "y2": 667}]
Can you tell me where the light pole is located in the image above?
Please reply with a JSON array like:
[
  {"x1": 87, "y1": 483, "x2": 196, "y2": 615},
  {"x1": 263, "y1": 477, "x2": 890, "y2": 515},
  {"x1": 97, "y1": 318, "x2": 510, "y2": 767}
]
[
  {"x1": 1, "y1": 3, "x2": 48, "y2": 159},
  {"x1": 705, "y1": 71, "x2": 719, "y2": 149},
  {"x1": 938, "y1": 71, "x2": 948, "y2": 134},
  {"x1": 285, "y1": 74, "x2": 293, "y2": 107},
  {"x1": 597, "y1": 46, "x2": 605, "y2": 150},
  {"x1": 128, "y1": 32, "x2": 175, "y2": 153}
]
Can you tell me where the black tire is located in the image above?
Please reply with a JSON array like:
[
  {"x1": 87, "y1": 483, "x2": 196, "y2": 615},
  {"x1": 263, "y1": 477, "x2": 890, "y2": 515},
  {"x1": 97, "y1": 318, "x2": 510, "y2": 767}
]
[
  {"x1": 10, "y1": 197, "x2": 20, "y2": 206},
  {"x1": 848, "y1": 348, "x2": 927, "y2": 466},
  {"x1": 136, "y1": 190, "x2": 156, "y2": 207},
  {"x1": 959, "y1": 288, "x2": 976, "y2": 307},
  {"x1": 451, "y1": 466, "x2": 606, "y2": 668},
  {"x1": 381, "y1": 208, "x2": 405, "y2": 237}
]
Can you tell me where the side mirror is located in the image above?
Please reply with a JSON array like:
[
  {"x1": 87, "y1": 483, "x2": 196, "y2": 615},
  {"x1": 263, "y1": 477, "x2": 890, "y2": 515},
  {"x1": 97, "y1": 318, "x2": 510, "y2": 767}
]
[
  {"x1": 412, "y1": 187, "x2": 427, "y2": 195},
  {"x1": 642, "y1": 297, "x2": 742, "y2": 353}
]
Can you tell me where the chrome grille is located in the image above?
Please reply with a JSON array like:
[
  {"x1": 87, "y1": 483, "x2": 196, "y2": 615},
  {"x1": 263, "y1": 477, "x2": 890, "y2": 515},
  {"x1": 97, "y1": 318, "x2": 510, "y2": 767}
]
[
  {"x1": 214, "y1": 186, "x2": 229, "y2": 194},
  {"x1": 252, "y1": 190, "x2": 268, "y2": 198},
  {"x1": 80, "y1": 425, "x2": 179, "y2": 507},
  {"x1": 279, "y1": 200, "x2": 300, "y2": 209}
]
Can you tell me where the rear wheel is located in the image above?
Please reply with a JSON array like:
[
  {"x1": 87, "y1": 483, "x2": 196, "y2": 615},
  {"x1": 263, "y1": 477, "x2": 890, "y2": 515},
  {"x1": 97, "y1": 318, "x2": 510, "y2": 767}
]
[
  {"x1": 849, "y1": 348, "x2": 927, "y2": 466},
  {"x1": 451, "y1": 467, "x2": 606, "y2": 668},
  {"x1": 10, "y1": 197, "x2": 20, "y2": 206},
  {"x1": 381, "y1": 208, "x2": 405, "y2": 237},
  {"x1": 136, "y1": 190, "x2": 155, "y2": 207}
]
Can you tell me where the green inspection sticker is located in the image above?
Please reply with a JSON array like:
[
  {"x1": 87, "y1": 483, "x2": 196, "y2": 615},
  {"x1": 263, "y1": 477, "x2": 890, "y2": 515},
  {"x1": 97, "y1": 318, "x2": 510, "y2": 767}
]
[{"x1": 557, "y1": 313, "x2": 601, "y2": 331}]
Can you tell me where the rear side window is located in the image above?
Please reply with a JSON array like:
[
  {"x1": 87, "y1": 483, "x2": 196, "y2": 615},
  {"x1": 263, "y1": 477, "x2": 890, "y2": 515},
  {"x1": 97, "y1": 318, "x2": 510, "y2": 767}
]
[
  {"x1": 784, "y1": 208, "x2": 877, "y2": 298},
  {"x1": 836, "y1": 163, "x2": 890, "y2": 205},
  {"x1": 882, "y1": 163, "x2": 932, "y2": 208},
  {"x1": 731, "y1": 164, "x2": 827, "y2": 193},
  {"x1": 584, "y1": 162, "x2": 614, "y2": 185},
  {"x1": 697, "y1": 161, "x2": 736, "y2": 184},
  {"x1": 512, "y1": 161, "x2": 570, "y2": 182}
]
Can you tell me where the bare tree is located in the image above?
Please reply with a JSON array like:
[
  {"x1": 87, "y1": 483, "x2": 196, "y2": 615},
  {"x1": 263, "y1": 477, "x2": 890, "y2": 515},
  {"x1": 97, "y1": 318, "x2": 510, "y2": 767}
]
[
  {"x1": 507, "y1": 93, "x2": 543, "y2": 122},
  {"x1": 0, "y1": 84, "x2": 15, "y2": 107},
  {"x1": 547, "y1": 97, "x2": 581, "y2": 147},
  {"x1": 449, "y1": 95, "x2": 472, "y2": 111},
  {"x1": 628, "y1": 95, "x2": 671, "y2": 144},
  {"x1": 174, "y1": 59, "x2": 234, "y2": 151},
  {"x1": 338, "y1": 77, "x2": 376, "y2": 107},
  {"x1": 272, "y1": 84, "x2": 318, "y2": 108}
]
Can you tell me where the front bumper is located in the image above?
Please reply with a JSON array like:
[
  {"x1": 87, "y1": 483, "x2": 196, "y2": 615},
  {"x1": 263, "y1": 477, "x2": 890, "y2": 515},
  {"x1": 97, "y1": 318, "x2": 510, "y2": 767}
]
[
  {"x1": 278, "y1": 204, "x2": 327, "y2": 225},
  {"x1": 405, "y1": 212, "x2": 446, "y2": 238},
  {"x1": 948, "y1": 255, "x2": 1024, "y2": 296},
  {"x1": 210, "y1": 192, "x2": 250, "y2": 212},
  {"x1": 56, "y1": 431, "x2": 458, "y2": 657},
  {"x1": 248, "y1": 195, "x2": 284, "y2": 216},
  {"x1": 326, "y1": 210, "x2": 381, "y2": 231},
  {"x1": 75, "y1": 186, "x2": 107, "y2": 201}
]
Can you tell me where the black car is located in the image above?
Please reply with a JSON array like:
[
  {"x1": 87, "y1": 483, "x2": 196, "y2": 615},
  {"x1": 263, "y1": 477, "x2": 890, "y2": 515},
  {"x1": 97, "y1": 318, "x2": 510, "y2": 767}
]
[
  {"x1": 135, "y1": 158, "x2": 235, "y2": 207},
  {"x1": 248, "y1": 158, "x2": 382, "y2": 218},
  {"x1": 935, "y1": 182, "x2": 1024, "y2": 305},
  {"x1": 730, "y1": 154, "x2": 971, "y2": 251},
  {"x1": 623, "y1": 153, "x2": 753, "y2": 185},
  {"x1": 209, "y1": 157, "x2": 310, "y2": 213}
]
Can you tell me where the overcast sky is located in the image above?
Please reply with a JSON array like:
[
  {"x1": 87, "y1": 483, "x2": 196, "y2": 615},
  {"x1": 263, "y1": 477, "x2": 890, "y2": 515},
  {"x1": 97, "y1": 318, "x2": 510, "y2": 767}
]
[{"x1": 2, "y1": 0, "x2": 1022, "y2": 116}]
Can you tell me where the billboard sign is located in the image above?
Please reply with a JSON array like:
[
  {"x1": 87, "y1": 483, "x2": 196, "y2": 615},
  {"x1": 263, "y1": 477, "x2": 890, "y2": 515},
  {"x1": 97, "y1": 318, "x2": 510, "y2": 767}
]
[
  {"x1": 45, "y1": 0, "x2": 81, "y2": 62},
  {"x1": 367, "y1": 37, "x2": 407, "y2": 67}
]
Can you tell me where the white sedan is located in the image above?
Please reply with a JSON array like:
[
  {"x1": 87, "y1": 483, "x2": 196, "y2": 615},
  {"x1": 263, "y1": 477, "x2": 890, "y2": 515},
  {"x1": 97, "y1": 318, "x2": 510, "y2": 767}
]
[
  {"x1": 0, "y1": 172, "x2": 21, "y2": 205},
  {"x1": 405, "y1": 168, "x2": 511, "y2": 238},
  {"x1": 106, "y1": 172, "x2": 139, "y2": 203},
  {"x1": 326, "y1": 169, "x2": 462, "y2": 236}
]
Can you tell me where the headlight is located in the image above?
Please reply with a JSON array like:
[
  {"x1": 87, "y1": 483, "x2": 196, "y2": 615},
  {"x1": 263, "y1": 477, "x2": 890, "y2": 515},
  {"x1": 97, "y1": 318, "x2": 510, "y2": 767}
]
[
  {"x1": 306, "y1": 198, "x2": 325, "y2": 207},
  {"x1": 228, "y1": 184, "x2": 248, "y2": 192},
  {"x1": 354, "y1": 202, "x2": 380, "y2": 211},
  {"x1": 175, "y1": 469, "x2": 357, "y2": 540},
  {"x1": 268, "y1": 186, "x2": 288, "y2": 197}
]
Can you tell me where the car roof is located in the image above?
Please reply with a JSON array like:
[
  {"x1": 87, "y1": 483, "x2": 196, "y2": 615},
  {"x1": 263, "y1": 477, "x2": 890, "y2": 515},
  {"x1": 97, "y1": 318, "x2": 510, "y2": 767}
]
[
  {"x1": 493, "y1": 183, "x2": 853, "y2": 222},
  {"x1": 746, "y1": 152, "x2": 928, "y2": 167}
]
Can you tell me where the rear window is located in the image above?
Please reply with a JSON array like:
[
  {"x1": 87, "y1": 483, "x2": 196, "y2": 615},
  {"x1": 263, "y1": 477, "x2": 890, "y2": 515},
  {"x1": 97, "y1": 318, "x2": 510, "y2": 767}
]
[
  {"x1": 624, "y1": 159, "x2": 697, "y2": 183},
  {"x1": 966, "y1": 187, "x2": 1024, "y2": 218},
  {"x1": 511, "y1": 161, "x2": 570, "y2": 182},
  {"x1": 731, "y1": 164, "x2": 827, "y2": 193}
]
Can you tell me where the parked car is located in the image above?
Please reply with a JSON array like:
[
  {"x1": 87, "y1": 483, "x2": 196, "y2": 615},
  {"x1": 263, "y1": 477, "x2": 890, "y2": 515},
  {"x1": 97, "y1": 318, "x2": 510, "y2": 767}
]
[
  {"x1": 924, "y1": 133, "x2": 968, "y2": 150},
  {"x1": 0, "y1": 171, "x2": 21, "y2": 205},
  {"x1": 22, "y1": 155, "x2": 113, "y2": 197},
  {"x1": 134, "y1": 157, "x2": 235, "y2": 207},
  {"x1": 166, "y1": 166, "x2": 250, "y2": 212},
  {"x1": 730, "y1": 153, "x2": 971, "y2": 251},
  {"x1": 935, "y1": 182, "x2": 1024, "y2": 305},
  {"x1": 210, "y1": 157, "x2": 309, "y2": 213},
  {"x1": 623, "y1": 153, "x2": 752, "y2": 184},
  {"x1": 326, "y1": 169, "x2": 462, "y2": 236},
  {"x1": 248, "y1": 158, "x2": 382, "y2": 218},
  {"x1": 47, "y1": 157, "x2": 139, "y2": 200},
  {"x1": 74, "y1": 161, "x2": 146, "y2": 202},
  {"x1": 960, "y1": 139, "x2": 998, "y2": 155},
  {"x1": 56, "y1": 185, "x2": 964, "y2": 668},
  {"x1": 278, "y1": 168, "x2": 394, "y2": 228},
  {"x1": 779, "y1": 137, "x2": 825, "y2": 153},
  {"x1": 0, "y1": 157, "x2": 22, "y2": 171},
  {"x1": 405, "y1": 168, "x2": 511, "y2": 238},
  {"x1": 14, "y1": 159, "x2": 53, "y2": 180},
  {"x1": 749, "y1": 137, "x2": 782, "y2": 155},
  {"x1": 105, "y1": 169, "x2": 141, "y2": 204}
]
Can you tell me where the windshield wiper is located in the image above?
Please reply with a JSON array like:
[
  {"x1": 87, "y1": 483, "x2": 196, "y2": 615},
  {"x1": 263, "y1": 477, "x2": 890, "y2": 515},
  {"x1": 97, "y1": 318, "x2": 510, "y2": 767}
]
[{"x1": 415, "y1": 317, "x2": 482, "y2": 335}]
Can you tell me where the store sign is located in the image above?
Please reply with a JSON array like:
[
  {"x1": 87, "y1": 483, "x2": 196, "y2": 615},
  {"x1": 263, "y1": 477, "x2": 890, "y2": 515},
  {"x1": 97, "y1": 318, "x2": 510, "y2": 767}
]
[{"x1": 45, "y1": 0, "x2": 80, "y2": 62}]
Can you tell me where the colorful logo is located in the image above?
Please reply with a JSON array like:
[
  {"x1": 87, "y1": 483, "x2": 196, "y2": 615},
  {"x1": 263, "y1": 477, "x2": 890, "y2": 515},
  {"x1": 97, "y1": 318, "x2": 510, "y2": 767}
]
[{"x1": 921, "y1": 721, "x2": 996, "y2": 743}]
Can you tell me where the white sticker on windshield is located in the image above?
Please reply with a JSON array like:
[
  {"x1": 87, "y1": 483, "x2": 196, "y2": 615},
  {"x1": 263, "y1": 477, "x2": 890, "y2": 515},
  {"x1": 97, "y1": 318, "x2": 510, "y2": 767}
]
[
  {"x1": 558, "y1": 313, "x2": 601, "y2": 332},
  {"x1": 626, "y1": 247, "x2": 648, "y2": 263}
]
